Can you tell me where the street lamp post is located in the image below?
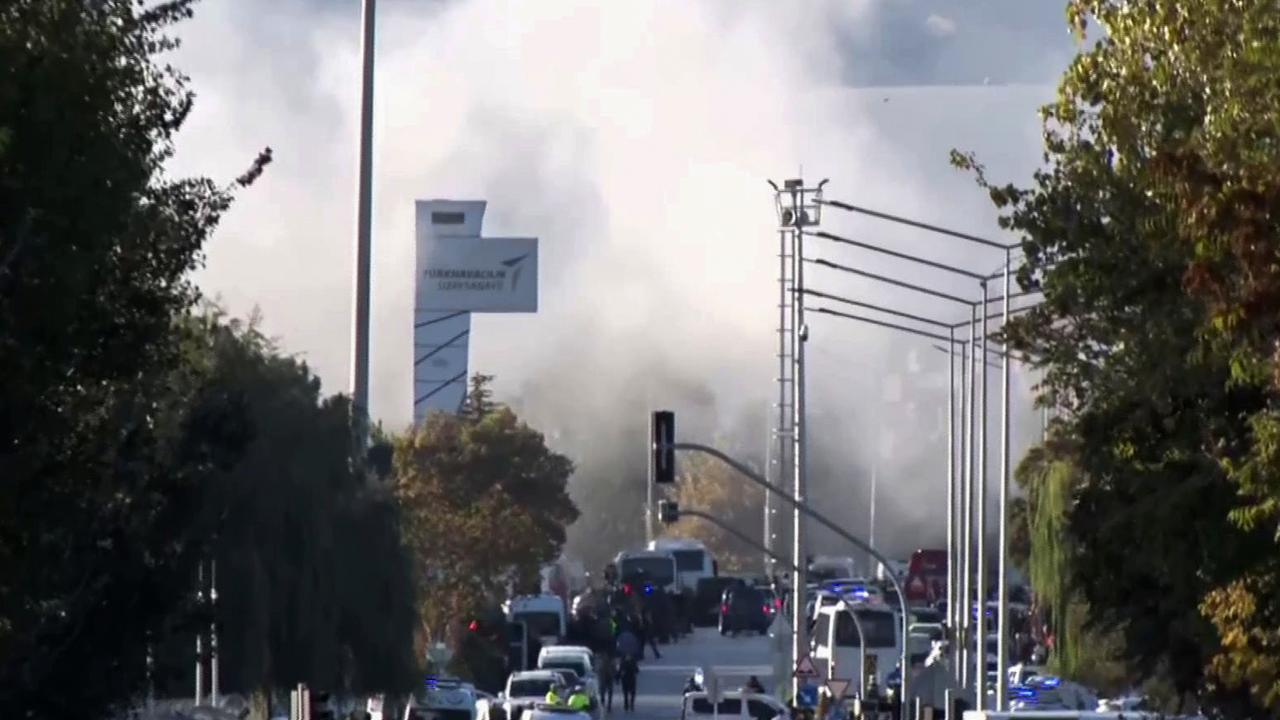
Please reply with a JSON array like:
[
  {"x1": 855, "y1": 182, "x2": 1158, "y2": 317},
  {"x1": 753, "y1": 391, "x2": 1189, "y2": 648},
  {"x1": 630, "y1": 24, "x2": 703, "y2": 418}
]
[
  {"x1": 996, "y1": 252, "x2": 1013, "y2": 709},
  {"x1": 668, "y1": 440, "x2": 912, "y2": 720},
  {"x1": 351, "y1": 0, "x2": 377, "y2": 447}
]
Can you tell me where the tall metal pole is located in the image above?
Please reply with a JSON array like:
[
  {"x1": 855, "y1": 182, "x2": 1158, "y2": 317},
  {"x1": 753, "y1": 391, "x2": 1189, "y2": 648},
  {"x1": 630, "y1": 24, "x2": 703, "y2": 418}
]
[
  {"x1": 946, "y1": 327, "x2": 956, "y2": 676},
  {"x1": 764, "y1": 411, "x2": 775, "y2": 575},
  {"x1": 194, "y1": 560, "x2": 205, "y2": 706},
  {"x1": 869, "y1": 461, "x2": 877, "y2": 553},
  {"x1": 961, "y1": 308, "x2": 976, "y2": 688},
  {"x1": 210, "y1": 558, "x2": 219, "y2": 707},
  {"x1": 351, "y1": 0, "x2": 377, "y2": 447},
  {"x1": 790, "y1": 187, "x2": 809, "y2": 701},
  {"x1": 975, "y1": 282, "x2": 990, "y2": 709},
  {"x1": 646, "y1": 414, "x2": 655, "y2": 544},
  {"x1": 774, "y1": 219, "x2": 793, "y2": 587},
  {"x1": 996, "y1": 254, "x2": 1012, "y2": 709}
]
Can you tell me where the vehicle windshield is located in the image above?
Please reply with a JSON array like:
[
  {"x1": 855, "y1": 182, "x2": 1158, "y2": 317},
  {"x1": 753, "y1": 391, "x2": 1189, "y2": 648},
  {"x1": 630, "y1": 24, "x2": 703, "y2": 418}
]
[
  {"x1": 514, "y1": 611, "x2": 561, "y2": 638},
  {"x1": 911, "y1": 609, "x2": 943, "y2": 624},
  {"x1": 836, "y1": 609, "x2": 897, "y2": 648},
  {"x1": 619, "y1": 557, "x2": 675, "y2": 586},
  {"x1": 509, "y1": 679, "x2": 555, "y2": 697},
  {"x1": 673, "y1": 549, "x2": 706, "y2": 572},
  {"x1": 542, "y1": 658, "x2": 590, "y2": 676},
  {"x1": 808, "y1": 567, "x2": 846, "y2": 583}
]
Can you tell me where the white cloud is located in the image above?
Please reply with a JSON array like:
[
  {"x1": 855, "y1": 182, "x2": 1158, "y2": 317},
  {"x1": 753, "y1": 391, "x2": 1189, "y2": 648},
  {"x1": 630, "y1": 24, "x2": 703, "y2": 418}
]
[
  {"x1": 925, "y1": 13, "x2": 958, "y2": 37},
  {"x1": 170, "y1": 0, "x2": 1052, "y2": 558}
]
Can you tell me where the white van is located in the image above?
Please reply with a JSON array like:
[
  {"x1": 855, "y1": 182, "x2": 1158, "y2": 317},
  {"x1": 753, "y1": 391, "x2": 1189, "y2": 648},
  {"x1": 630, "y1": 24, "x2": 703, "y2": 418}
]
[
  {"x1": 504, "y1": 595, "x2": 567, "y2": 646},
  {"x1": 812, "y1": 600, "x2": 901, "y2": 693},
  {"x1": 613, "y1": 549, "x2": 682, "y2": 594},
  {"x1": 648, "y1": 538, "x2": 717, "y2": 591},
  {"x1": 680, "y1": 691, "x2": 788, "y2": 720}
]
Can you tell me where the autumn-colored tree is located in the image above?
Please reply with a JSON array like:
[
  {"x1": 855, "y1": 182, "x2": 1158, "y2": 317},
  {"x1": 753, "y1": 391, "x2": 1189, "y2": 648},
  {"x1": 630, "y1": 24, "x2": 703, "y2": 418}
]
[
  {"x1": 955, "y1": 1, "x2": 1280, "y2": 711},
  {"x1": 394, "y1": 375, "x2": 578, "y2": 662},
  {"x1": 662, "y1": 452, "x2": 765, "y2": 573}
]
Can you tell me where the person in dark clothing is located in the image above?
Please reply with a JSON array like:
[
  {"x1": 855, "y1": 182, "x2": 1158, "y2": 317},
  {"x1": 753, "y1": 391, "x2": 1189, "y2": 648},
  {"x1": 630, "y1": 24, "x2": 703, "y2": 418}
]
[
  {"x1": 597, "y1": 654, "x2": 617, "y2": 712},
  {"x1": 618, "y1": 655, "x2": 639, "y2": 711},
  {"x1": 641, "y1": 610, "x2": 661, "y2": 659}
]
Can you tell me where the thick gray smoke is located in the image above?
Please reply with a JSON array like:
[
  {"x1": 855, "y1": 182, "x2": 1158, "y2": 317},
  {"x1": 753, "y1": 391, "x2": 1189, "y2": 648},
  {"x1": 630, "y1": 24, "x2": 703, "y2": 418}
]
[{"x1": 172, "y1": 0, "x2": 1059, "y2": 569}]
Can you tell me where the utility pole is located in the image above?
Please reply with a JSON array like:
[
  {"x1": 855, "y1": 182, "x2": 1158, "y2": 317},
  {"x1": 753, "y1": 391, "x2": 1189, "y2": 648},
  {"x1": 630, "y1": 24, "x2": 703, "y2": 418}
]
[
  {"x1": 194, "y1": 560, "x2": 205, "y2": 706},
  {"x1": 351, "y1": 0, "x2": 377, "y2": 447},
  {"x1": 771, "y1": 178, "x2": 826, "y2": 700},
  {"x1": 996, "y1": 252, "x2": 1012, "y2": 709},
  {"x1": 975, "y1": 282, "x2": 990, "y2": 709}
]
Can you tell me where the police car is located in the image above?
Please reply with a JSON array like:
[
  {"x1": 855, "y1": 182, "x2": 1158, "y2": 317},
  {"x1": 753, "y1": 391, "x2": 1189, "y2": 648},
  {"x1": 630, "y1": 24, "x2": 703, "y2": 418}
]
[{"x1": 405, "y1": 677, "x2": 479, "y2": 720}]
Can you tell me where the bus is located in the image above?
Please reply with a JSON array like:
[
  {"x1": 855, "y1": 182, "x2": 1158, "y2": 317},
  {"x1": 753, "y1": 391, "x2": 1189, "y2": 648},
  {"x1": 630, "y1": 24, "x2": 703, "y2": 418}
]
[
  {"x1": 648, "y1": 538, "x2": 717, "y2": 591},
  {"x1": 904, "y1": 549, "x2": 946, "y2": 606}
]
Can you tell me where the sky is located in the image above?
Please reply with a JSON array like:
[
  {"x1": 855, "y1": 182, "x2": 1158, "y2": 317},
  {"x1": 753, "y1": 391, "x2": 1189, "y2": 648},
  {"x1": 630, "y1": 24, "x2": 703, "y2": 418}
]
[{"x1": 169, "y1": 0, "x2": 1079, "y2": 562}]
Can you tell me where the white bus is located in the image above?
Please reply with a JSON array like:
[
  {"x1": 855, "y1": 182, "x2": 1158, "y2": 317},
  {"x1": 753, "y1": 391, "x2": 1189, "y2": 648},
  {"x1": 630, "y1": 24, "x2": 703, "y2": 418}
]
[
  {"x1": 812, "y1": 600, "x2": 901, "y2": 694},
  {"x1": 647, "y1": 538, "x2": 716, "y2": 591},
  {"x1": 614, "y1": 549, "x2": 682, "y2": 594}
]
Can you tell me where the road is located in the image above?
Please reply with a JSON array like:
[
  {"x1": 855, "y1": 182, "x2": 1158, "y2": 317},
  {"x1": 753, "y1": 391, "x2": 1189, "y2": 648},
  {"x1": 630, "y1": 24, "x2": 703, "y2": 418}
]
[{"x1": 616, "y1": 627, "x2": 776, "y2": 720}]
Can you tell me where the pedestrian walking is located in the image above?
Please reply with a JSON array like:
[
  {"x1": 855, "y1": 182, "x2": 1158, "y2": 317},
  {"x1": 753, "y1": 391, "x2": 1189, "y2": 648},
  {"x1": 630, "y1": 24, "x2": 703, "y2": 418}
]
[
  {"x1": 598, "y1": 654, "x2": 616, "y2": 712},
  {"x1": 618, "y1": 655, "x2": 639, "y2": 712}
]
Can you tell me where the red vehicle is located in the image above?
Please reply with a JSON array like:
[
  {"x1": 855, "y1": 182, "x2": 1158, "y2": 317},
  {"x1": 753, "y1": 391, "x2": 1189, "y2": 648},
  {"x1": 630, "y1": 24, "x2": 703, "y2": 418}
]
[{"x1": 904, "y1": 549, "x2": 946, "y2": 605}]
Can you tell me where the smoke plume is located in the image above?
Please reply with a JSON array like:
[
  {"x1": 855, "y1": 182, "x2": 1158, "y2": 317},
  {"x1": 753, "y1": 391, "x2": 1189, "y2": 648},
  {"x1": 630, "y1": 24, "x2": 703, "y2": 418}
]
[{"x1": 172, "y1": 0, "x2": 1060, "y2": 568}]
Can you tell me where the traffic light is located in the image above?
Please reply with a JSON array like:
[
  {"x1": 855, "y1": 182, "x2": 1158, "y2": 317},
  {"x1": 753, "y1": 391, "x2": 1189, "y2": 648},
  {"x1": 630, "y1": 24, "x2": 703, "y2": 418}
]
[
  {"x1": 658, "y1": 500, "x2": 680, "y2": 524},
  {"x1": 652, "y1": 410, "x2": 675, "y2": 484}
]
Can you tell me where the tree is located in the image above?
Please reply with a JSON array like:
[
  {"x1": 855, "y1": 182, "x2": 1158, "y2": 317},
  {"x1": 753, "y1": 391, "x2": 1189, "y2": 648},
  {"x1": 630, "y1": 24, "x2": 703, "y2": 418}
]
[
  {"x1": 664, "y1": 452, "x2": 765, "y2": 573},
  {"x1": 1049, "y1": 1, "x2": 1280, "y2": 708},
  {"x1": 953, "y1": 1, "x2": 1279, "y2": 709},
  {"x1": 394, "y1": 376, "x2": 577, "y2": 663},
  {"x1": 178, "y1": 311, "x2": 418, "y2": 714},
  {"x1": 0, "y1": 1, "x2": 267, "y2": 716}
]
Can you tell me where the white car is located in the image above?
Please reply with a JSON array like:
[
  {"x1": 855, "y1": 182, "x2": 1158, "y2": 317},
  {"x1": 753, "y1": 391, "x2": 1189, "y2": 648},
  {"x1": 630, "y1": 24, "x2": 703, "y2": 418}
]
[
  {"x1": 501, "y1": 670, "x2": 566, "y2": 720},
  {"x1": 518, "y1": 704, "x2": 592, "y2": 720},
  {"x1": 680, "y1": 691, "x2": 788, "y2": 720},
  {"x1": 536, "y1": 647, "x2": 598, "y2": 703},
  {"x1": 405, "y1": 678, "x2": 478, "y2": 720}
]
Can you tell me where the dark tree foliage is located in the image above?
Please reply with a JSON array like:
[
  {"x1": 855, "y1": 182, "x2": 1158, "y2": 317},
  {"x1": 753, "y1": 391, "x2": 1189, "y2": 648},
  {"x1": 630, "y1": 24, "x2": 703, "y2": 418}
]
[
  {"x1": 167, "y1": 315, "x2": 420, "y2": 703},
  {"x1": 0, "y1": 1, "x2": 266, "y2": 717}
]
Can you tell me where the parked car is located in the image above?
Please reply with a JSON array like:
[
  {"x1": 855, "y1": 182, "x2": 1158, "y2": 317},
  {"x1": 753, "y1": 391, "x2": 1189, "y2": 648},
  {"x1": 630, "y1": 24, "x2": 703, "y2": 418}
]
[
  {"x1": 680, "y1": 691, "x2": 788, "y2": 720},
  {"x1": 719, "y1": 584, "x2": 771, "y2": 635},
  {"x1": 693, "y1": 576, "x2": 745, "y2": 626}
]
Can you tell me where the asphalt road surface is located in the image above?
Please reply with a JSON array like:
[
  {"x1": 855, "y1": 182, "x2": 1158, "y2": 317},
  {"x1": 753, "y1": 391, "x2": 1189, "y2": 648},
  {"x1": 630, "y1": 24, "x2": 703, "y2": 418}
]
[{"x1": 611, "y1": 627, "x2": 777, "y2": 720}]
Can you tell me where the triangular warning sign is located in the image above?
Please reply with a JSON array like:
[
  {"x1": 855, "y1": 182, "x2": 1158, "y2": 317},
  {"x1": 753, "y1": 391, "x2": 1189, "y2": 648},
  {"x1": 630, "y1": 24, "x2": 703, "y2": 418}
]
[
  {"x1": 826, "y1": 678, "x2": 851, "y2": 699},
  {"x1": 793, "y1": 655, "x2": 819, "y2": 678}
]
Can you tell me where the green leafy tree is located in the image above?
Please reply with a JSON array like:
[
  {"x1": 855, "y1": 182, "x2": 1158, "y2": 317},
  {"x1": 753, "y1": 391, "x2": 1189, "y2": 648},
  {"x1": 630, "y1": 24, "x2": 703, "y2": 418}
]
[
  {"x1": 952, "y1": 2, "x2": 1278, "y2": 709},
  {"x1": 0, "y1": 1, "x2": 267, "y2": 716},
  {"x1": 394, "y1": 375, "x2": 578, "y2": 662},
  {"x1": 174, "y1": 311, "x2": 418, "y2": 716}
]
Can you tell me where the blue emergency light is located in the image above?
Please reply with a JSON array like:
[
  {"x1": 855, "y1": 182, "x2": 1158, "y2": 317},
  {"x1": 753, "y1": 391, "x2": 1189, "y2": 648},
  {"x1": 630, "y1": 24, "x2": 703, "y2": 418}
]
[{"x1": 643, "y1": 584, "x2": 654, "y2": 595}]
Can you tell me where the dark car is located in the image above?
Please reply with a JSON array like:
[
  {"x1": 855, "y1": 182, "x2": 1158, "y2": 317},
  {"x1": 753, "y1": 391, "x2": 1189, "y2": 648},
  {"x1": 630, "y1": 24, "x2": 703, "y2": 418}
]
[
  {"x1": 694, "y1": 576, "x2": 745, "y2": 626},
  {"x1": 719, "y1": 584, "x2": 771, "y2": 635}
]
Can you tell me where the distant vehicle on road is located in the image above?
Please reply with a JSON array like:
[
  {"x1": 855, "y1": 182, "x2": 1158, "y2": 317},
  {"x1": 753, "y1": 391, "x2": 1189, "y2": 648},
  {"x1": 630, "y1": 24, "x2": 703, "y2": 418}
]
[
  {"x1": 504, "y1": 595, "x2": 567, "y2": 648},
  {"x1": 719, "y1": 584, "x2": 771, "y2": 635},
  {"x1": 904, "y1": 549, "x2": 946, "y2": 606},
  {"x1": 405, "y1": 677, "x2": 478, "y2": 720},
  {"x1": 537, "y1": 646, "x2": 598, "y2": 701},
  {"x1": 808, "y1": 556, "x2": 858, "y2": 584},
  {"x1": 812, "y1": 600, "x2": 901, "y2": 692},
  {"x1": 614, "y1": 549, "x2": 682, "y2": 595},
  {"x1": 693, "y1": 575, "x2": 746, "y2": 626},
  {"x1": 647, "y1": 538, "x2": 717, "y2": 592},
  {"x1": 518, "y1": 704, "x2": 592, "y2": 720},
  {"x1": 680, "y1": 691, "x2": 788, "y2": 720},
  {"x1": 501, "y1": 670, "x2": 565, "y2": 720}
]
